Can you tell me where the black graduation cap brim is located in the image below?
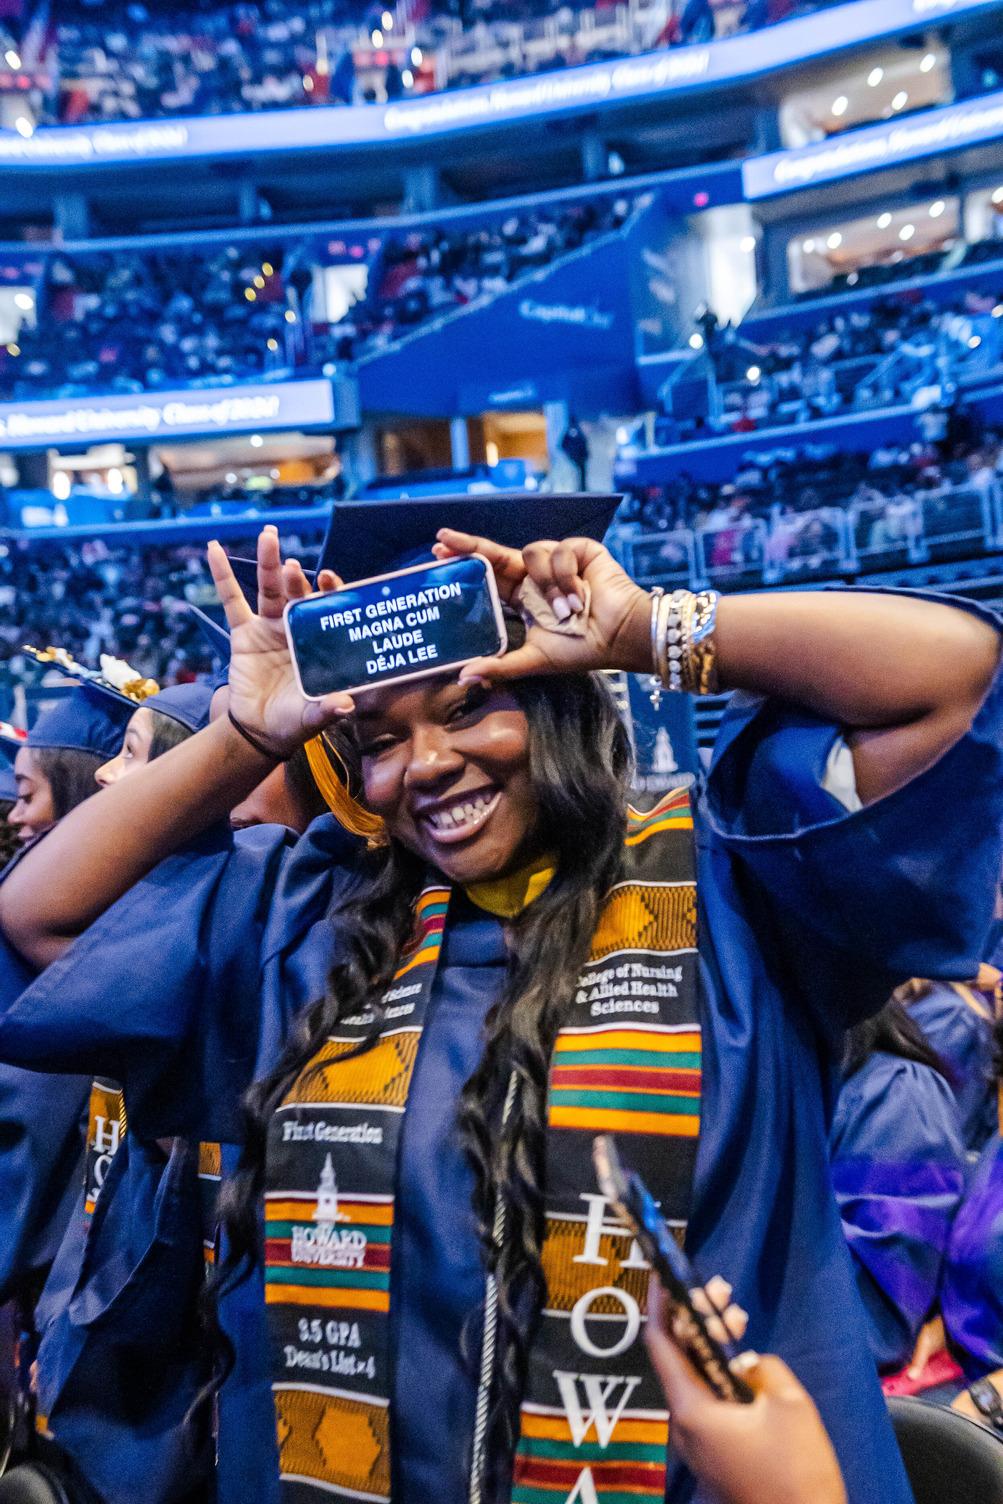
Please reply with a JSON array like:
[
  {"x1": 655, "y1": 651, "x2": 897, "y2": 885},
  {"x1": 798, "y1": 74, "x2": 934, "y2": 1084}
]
[
  {"x1": 317, "y1": 492, "x2": 623, "y2": 583},
  {"x1": 187, "y1": 603, "x2": 232, "y2": 665},
  {"x1": 227, "y1": 555, "x2": 316, "y2": 610}
]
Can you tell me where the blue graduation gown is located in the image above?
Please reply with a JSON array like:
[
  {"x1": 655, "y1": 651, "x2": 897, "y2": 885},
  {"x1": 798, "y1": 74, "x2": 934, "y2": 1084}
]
[
  {"x1": 32, "y1": 1134, "x2": 212, "y2": 1504},
  {"x1": 830, "y1": 1054, "x2": 967, "y2": 1372},
  {"x1": 907, "y1": 982, "x2": 997, "y2": 1150},
  {"x1": 942, "y1": 1134, "x2": 1003, "y2": 1378},
  {"x1": 0, "y1": 925, "x2": 91, "y2": 1306},
  {"x1": 3, "y1": 595, "x2": 1003, "y2": 1504},
  {"x1": 25, "y1": 824, "x2": 287, "y2": 1504}
]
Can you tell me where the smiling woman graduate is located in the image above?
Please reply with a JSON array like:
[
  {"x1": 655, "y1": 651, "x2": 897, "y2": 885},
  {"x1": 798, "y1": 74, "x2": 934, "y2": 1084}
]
[{"x1": 0, "y1": 493, "x2": 1002, "y2": 1504}]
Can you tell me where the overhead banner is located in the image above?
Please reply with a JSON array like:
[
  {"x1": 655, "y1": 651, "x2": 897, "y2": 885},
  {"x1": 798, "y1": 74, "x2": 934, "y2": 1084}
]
[
  {"x1": 743, "y1": 85, "x2": 1003, "y2": 198},
  {"x1": 0, "y1": 378, "x2": 336, "y2": 451},
  {"x1": 0, "y1": 0, "x2": 997, "y2": 168}
]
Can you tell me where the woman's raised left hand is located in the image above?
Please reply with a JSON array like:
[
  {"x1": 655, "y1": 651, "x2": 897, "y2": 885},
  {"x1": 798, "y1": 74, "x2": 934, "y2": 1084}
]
[{"x1": 433, "y1": 529, "x2": 650, "y2": 681}]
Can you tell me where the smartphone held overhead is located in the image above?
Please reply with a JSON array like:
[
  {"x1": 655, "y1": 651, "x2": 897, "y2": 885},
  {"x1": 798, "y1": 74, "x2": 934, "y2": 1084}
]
[{"x1": 285, "y1": 554, "x2": 507, "y2": 699}]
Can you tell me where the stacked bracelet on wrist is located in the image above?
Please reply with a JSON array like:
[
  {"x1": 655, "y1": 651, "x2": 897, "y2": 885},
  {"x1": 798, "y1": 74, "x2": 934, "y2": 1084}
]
[{"x1": 647, "y1": 587, "x2": 720, "y2": 707}]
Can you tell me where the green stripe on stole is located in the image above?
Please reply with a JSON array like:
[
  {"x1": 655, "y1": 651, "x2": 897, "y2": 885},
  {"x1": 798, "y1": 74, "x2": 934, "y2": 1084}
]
[{"x1": 263, "y1": 788, "x2": 701, "y2": 1501}]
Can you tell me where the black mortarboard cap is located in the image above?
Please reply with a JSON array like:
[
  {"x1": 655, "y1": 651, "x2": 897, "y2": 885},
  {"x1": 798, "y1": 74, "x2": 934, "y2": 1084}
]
[
  {"x1": 316, "y1": 492, "x2": 622, "y2": 583},
  {"x1": 187, "y1": 603, "x2": 231, "y2": 666}
]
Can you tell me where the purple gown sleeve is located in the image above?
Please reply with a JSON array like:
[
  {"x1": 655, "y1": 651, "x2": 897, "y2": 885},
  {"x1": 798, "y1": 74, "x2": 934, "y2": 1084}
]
[{"x1": 830, "y1": 1052, "x2": 968, "y2": 1371}]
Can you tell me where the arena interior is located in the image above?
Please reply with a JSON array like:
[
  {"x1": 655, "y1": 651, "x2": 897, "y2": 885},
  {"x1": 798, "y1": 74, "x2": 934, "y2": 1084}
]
[{"x1": 0, "y1": 1, "x2": 1002, "y2": 1502}]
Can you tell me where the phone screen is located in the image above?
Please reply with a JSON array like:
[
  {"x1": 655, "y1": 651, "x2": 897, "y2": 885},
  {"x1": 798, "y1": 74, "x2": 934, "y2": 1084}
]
[{"x1": 286, "y1": 555, "x2": 505, "y2": 699}]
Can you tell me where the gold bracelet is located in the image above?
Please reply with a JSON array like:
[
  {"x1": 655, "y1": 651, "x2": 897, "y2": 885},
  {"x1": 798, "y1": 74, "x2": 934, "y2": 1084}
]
[{"x1": 689, "y1": 590, "x2": 720, "y2": 695}]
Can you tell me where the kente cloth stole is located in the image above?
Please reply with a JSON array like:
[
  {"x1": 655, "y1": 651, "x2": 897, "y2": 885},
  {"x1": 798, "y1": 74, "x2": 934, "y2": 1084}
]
[{"x1": 264, "y1": 786, "x2": 700, "y2": 1503}]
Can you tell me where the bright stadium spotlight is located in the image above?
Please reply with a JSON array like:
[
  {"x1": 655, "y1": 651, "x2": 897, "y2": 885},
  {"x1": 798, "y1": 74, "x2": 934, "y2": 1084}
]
[
  {"x1": 969, "y1": 335, "x2": 982, "y2": 349},
  {"x1": 371, "y1": 28, "x2": 383, "y2": 45},
  {"x1": 877, "y1": 212, "x2": 892, "y2": 229},
  {"x1": 747, "y1": 365, "x2": 761, "y2": 382},
  {"x1": 802, "y1": 238, "x2": 816, "y2": 253},
  {"x1": 920, "y1": 53, "x2": 937, "y2": 73},
  {"x1": 245, "y1": 287, "x2": 256, "y2": 301},
  {"x1": 899, "y1": 223, "x2": 915, "y2": 241},
  {"x1": 993, "y1": 187, "x2": 1003, "y2": 204},
  {"x1": 267, "y1": 337, "x2": 279, "y2": 351},
  {"x1": 411, "y1": 47, "x2": 422, "y2": 66},
  {"x1": 382, "y1": 11, "x2": 393, "y2": 28},
  {"x1": 14, "y1": 116, "x2": 32, "y2": 137},
  {"x1": 402, "y1": 69, "x2": 414, "y2": 87},
  {"x1": 253, "y1": 275, "x2": 265, "y2": 289},
  {"x1": 867, "y1": 67, "x2": 883, "y2": 87},
  {"x1": 891, "y1": 91, "x2": 908, "y2": 111},
  {"x1": 262, "y1": 262, "x2": 274, "y2": 276},
  {"x1": 4, "y1": 49, "x2": 19, "y2": 69},
  {"x1": 285, "y1": 309, "x2": 297, "y2": 323},
  {"x1": 13, "y1": 291, "x2": 33, "y2": 311},
  {"x1": 831, "y1": 96, "x2": 848, "y2": 117},
  {"x1": 929, "y1": 200, "x2": 946, "y2": 218},
  {"x1": 740, "y1": 235, "x2": 756, "y2": 252},
  {"x1": 51, "y1": 471, "x2": 70, "y2": 501},
  {"x1": 249, "y1": 434, "x2": 264, "y2": 448},
  {"x1": 826, "y1": 231, "x2": 842, "y2": 249},
  {"x1": 688, "y1": 332, "x2": 704, "y2": 350},
  {"x1": 5, "y1": 343, "x2": 18, "y2": 356},
  {"x1": 225, "y1": 472, "x2": 238, "y2": 484},
  {"x1": 993, "y1": 304, "x2": 1003, "y2": 318}
]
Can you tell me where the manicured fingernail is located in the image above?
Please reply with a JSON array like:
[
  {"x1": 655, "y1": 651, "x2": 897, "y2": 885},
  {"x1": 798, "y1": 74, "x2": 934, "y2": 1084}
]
[
  {"x1": 333, "y1": 703, "x2": 355, "y2": 716},
  {"x1": 731, "y1": 1351, "x2": 759, "y2": 1373},
  {"x1": 552, "y1": 595, "x2": 572, "y2": 621},
  {"x1": 568, "y1": 593, "x2": 584, "y2": 613}
]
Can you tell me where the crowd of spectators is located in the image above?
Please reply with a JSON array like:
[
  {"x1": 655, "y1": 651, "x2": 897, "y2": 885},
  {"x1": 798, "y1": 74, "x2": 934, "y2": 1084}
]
[
  {"x1": 314, "y1": 196, "x2": 634, "y2": 362},
  {"x1": 0, "y1": 529, "x2": 325, "y2": 714},
  {"x1": 657, "y1": 284, "x2": 1003, "y2": 445},
  {"x1": 616, "y1": 418, "x2": 1003, "y2": 581},
  {"x1": 0, "y1": 198, "x2": 633, "y2": 401},
  {"x1": 0, "y1": 244, "x2": 302, "y2": 401},
  {"x1": 0, "y1": 0, "x2": 848, "y2": 128}
]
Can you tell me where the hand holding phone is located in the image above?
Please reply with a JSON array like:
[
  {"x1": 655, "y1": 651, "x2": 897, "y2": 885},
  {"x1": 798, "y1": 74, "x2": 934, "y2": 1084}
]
[
  {"x1": 284, "y1": 555, "x2": 507, "y2": 700},
  {"x1": 592, "y1": 1135, "x2": 753, "y2": 1404}
]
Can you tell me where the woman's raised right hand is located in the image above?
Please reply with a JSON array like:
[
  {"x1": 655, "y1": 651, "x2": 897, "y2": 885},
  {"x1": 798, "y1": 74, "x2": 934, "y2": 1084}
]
[{"x1": 208, "y1": 527, "x2": 355, "y2": 757}]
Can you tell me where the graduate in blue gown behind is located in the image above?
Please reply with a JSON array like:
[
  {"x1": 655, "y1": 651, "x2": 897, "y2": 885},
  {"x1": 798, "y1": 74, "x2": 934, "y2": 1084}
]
[
  {"x1": 897, "y1": 973, "x2": 998, "y2": 1150},
  {"x1": 21, "y1": 658, "x2": 330, "y2": 1504},
  {"x1": 830, "y1": 998, "x2": 967, "y2": 1374},
  {"x1": 2, "y1": 498, "x2": 1003, "y2": 1504},
  {"x1": 941, "y1": 1010, "x2": 1003, "y2": 1436}
]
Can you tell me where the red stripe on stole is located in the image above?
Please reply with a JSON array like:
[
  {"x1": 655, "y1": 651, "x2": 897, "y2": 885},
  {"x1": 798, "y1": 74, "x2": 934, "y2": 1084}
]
[
  {"x1": 263, "y1": 1239, "x2": 391, "y2": 1272},
  {"x1": 514, "y1": 1458, "x2": 665, "y2": 1489},
  {"x1": 551, "y1": 1066, "x2": 701, "y2": 1093}
]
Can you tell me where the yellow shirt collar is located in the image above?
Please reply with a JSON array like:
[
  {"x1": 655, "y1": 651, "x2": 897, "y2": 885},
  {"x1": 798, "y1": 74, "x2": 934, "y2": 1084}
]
[{"x1": 464, "y1": 852, "x2": 556, "y2": 919}]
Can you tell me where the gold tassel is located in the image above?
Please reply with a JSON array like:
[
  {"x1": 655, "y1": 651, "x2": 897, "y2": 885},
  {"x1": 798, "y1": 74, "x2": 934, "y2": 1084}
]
[{"x1": 305, "y1": 735, "x2": 386, "y2": 844}]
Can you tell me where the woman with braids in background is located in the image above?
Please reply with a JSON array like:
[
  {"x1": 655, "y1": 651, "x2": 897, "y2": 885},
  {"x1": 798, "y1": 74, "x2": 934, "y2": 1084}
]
[{"x1": 0, "y1": 492, "x2": 1001, "y2": 1504}]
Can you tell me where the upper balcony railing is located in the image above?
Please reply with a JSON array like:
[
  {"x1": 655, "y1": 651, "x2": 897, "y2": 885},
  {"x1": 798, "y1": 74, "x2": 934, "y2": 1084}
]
[{"x1": 615, "y1": 481, "x2": 1003, "y2": 591}]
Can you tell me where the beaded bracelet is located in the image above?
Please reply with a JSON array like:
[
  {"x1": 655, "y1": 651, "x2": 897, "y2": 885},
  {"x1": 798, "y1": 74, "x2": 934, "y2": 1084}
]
[{"x1": 647, "y1": 587, "x2": 721, "y2": 699}]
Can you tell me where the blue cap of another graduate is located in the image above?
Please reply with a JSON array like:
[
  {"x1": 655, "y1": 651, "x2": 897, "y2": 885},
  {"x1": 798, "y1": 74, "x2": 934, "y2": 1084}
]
[
  {"x1": 144, "y1": 681, "x2": 215, "y2": 734},
  {"x1": 19, "y1": 646, "x2": 153, "y2": 760},
  {"x1": 0, "y1": 733, "x2": 19, "y2": 802},
  {"x1": 28, "y1": 682, "x2": 136, "y2": 760}
]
